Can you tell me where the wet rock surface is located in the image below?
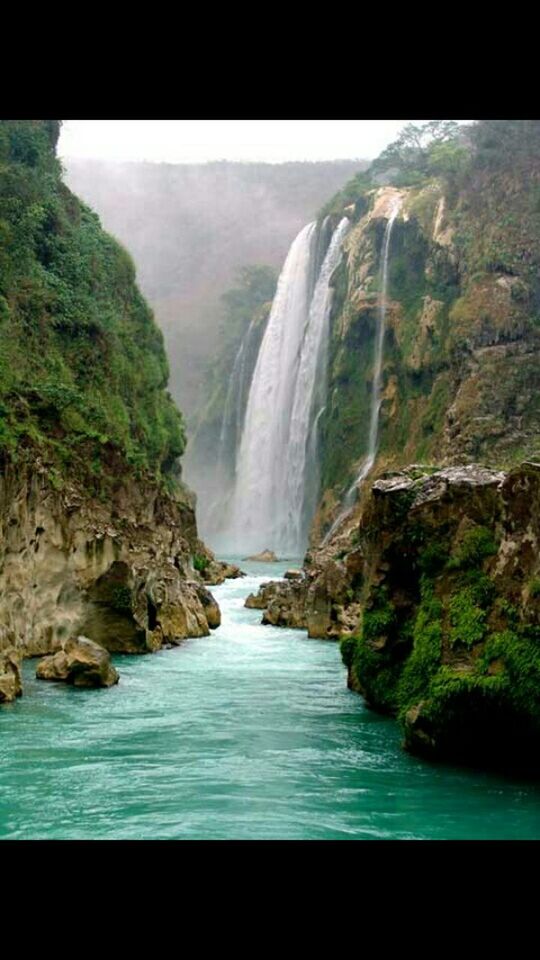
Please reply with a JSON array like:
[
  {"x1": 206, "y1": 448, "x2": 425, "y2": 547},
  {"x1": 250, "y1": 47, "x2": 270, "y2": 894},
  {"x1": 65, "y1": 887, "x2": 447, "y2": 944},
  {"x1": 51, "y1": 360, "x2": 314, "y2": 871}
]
[
  {"x1": 37, "y1": 636, "x2": 119, "y2": 688},
  {"x1": 0, "y1": 648, "x2": 22, "y2": 703},
  {"x1": 244, "y1": 550, "x2": 277, "y2": 563}
]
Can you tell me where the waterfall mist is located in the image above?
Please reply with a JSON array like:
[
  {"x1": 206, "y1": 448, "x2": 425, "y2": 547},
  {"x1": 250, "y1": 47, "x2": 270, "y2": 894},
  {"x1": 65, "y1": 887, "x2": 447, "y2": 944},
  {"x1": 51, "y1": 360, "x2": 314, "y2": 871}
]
[{"x1": 210, "y1": 217, "x2": 349, "y2": 556}]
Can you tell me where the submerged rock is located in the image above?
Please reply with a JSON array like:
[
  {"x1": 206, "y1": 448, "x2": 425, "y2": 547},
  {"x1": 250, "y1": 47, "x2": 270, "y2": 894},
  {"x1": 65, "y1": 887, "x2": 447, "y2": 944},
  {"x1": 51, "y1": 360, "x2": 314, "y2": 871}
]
[
  {"x1": 36, "y1": 636, "x2": 119, "y2": 688},
  {"x1": 0, "y1": 648, "x2": 22, "y2": 703}
]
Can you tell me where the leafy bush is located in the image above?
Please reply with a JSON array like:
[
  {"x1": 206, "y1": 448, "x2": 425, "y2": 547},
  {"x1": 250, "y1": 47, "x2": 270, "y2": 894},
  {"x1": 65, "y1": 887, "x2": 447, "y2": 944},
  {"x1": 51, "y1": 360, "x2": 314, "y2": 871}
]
[{"x1": 193, "y1": 553, "x2": 210, "y2": 573}]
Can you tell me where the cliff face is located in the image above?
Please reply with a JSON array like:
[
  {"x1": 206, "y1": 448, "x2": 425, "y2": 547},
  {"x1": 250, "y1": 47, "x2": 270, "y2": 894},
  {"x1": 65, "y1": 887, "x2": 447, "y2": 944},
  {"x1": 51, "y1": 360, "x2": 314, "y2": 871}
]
[
  {"x1": 0, "y1": 120, "x2": 221, "y2": 700},
  {"x1": 0, "y1": 459, "x2": 215, "y2": 659},
  {"x1": 318, "y1": 135, "x2": 540, "y2": 526}
]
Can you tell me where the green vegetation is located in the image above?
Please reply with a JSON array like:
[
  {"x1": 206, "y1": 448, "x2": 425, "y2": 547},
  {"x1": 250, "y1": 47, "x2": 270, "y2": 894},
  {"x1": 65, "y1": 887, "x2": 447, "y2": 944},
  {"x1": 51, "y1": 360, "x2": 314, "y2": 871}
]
[
  {"x1": 193, "y1": 553, "x2": 210, "y2": 573},
  {"x1": 219, "y1": 265, "x2": 277, "y2": 349},
  {"x1": 0, "y1": 120, "x2": 185, "y2": 486},
  {"x1": 448, "y1": 588, "x2": 487, "y2": 648},
  {"x1": 371, "y1": 120, "x2": 468, "y2": 188},
  {"x1": 319, "y1": 171, "x2": 374, "y2": 220},
  {"x1": 396, "y1": 581, "x2": 442, "y2": 719},
  {"x1": 447, "y1": 526, "x2": 498, "y2": 570},
  {"x1": 529, "y1": 578, "x2": 540, "y2": 598}
]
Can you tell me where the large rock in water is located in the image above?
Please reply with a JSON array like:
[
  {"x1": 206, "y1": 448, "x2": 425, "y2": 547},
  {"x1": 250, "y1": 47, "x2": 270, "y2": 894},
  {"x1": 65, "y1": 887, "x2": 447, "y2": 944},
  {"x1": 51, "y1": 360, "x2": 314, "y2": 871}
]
[
  {"x1": 0, "y1": 648, "x2": 22, "y2": 703},
  {"x1": 202, "y1": 560, "x2": 245, "y2": 586},
  {"x1": 191, "y1": 583, "x2": 221, "y2": 630},
  {"x1": 245, "y1": 550, "x2": 278, "y2": 563},
  {"x1": 36, "y1": 636, "x2": 119, "y2": 688}
]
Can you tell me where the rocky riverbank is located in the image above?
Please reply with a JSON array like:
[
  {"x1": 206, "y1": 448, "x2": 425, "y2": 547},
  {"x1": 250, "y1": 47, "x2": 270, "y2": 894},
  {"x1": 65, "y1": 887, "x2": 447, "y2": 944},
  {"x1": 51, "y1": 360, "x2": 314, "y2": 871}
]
[
  {"x1": 0, "y1": 454, "x2": 233, "y2": 702},
  {"x1": 246, "y1": 462, "x2": 540, "y2": 769}
]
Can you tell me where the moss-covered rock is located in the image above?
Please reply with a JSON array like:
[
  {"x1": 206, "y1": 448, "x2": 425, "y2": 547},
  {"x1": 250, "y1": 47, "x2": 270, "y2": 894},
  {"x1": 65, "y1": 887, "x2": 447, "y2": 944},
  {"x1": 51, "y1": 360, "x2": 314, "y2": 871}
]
[{"x1": 342, "y1": 462, "x2": 540, "y2": 771}]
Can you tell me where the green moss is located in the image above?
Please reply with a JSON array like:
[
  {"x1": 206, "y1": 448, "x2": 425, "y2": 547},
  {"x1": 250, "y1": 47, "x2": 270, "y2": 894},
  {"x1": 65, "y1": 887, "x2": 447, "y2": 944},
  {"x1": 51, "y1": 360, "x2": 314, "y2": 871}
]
[
  {"x1": 529, "y1": 578, "x2": 540, "y2": 598},
  {"x1": 448, "y1": 588, "x2": 487, "y2": 648},
  {"x1": 362, "y1": 588, "x2": 397, "y2": 643},
  {"x1": 396, "y1": 583, "x2": 443, "y2": 720},
  {"x1": 479, "y1": 629, "x2": 540, "y2": 720},
  {"x1": 447, "y1": 526, "x2": 498, "y2": 570},
  {"x1": 351, "y1": 639, "x2": 404, "y2": 712},
  {"x1": 421, "y1": 667, "x2": 506, "y2": 727},
  {"x1": 417, "y1": 540, "x2": 449, "y2": 576},
  {"x1": 340, "y1": 635, "x2": 356, "y2": 670}
]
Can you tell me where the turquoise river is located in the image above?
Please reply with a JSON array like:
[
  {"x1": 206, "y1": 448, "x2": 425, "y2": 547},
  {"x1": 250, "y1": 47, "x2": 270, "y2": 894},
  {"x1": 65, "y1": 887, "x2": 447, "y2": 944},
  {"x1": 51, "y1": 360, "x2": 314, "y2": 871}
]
[{"x1": 1, "y1": 558, "x2": 540, "y2": 840}]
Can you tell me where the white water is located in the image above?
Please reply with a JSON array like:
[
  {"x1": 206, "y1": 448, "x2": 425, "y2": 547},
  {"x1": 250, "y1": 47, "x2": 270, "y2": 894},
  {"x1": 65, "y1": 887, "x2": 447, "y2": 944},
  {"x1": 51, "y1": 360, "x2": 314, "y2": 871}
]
[
  {"x1": 203, "y1": 315, "x2": 261, "y2": 541},
  {"x1": 228, "y1": 222, "x2": 318, "y2": 554},
  {"x1": 223, "y1": 218, "x2": 349, "y2": 555},
  {"x1": 284, "y1": 217, "x2": 350, "y2": 550},
  {"x1": 324, "y1": 198, "x2": 402, "y2": 542}
]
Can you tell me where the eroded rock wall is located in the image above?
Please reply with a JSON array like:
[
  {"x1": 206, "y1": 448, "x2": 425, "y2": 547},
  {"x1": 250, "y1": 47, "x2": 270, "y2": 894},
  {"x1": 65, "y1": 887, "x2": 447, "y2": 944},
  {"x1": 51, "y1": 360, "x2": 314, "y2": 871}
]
[{"x1": 0, "y1": 459, "x2": 219, "y2": 658}]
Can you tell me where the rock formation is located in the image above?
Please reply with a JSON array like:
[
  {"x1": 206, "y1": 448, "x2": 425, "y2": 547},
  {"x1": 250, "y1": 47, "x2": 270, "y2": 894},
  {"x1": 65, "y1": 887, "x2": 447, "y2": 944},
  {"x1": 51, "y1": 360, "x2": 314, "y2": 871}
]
[
  {"x1": 0, "y1": 648, "x2": 22, "y2": 703},
  {"x1": 37, "y1": 636, "x2": 119, "y2": 688}
]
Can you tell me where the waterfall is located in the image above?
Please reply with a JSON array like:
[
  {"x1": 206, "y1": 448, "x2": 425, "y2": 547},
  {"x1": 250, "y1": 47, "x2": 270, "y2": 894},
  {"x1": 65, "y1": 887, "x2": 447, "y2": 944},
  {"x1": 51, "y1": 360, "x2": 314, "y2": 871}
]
[
  {"x1": 283, "y1": 217, "x2": 350, "y2": 551},
  {"x1": 217, "y1": 315, "x2": 258, "y2": 475},
  {"x1": 324, "y1": 197, "x2": 401, "y2": 543},
  {"x1": 223, "y1": 217, "x2": 349, "y2": 555},
  {"x1": 203, "y1": 316, "x2": 259, "y2": 541}
]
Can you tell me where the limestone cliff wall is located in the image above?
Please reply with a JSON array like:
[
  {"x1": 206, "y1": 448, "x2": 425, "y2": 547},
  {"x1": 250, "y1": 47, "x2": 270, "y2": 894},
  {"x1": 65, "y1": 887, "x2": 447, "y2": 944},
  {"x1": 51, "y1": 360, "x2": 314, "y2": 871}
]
[{"x1": 0, "y1": 458, "x2": 218, "y2": 659}]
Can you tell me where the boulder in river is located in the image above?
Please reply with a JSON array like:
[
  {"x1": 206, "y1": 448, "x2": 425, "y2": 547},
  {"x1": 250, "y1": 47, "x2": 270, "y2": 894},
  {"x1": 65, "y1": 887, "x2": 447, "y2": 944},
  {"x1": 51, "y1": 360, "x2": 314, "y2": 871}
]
[
  {"x1": 191, "y1": 583, "x2": 221, "y2": 630},
  {"x1": 36, "y1": 636, "x2": 119, "y2": 688},
  {"x1": 0, "y1": 648, "x2": 22, "y2": 703},
  {"x1": 244, "y1": 549, "x2": 278, "y2": 563}
]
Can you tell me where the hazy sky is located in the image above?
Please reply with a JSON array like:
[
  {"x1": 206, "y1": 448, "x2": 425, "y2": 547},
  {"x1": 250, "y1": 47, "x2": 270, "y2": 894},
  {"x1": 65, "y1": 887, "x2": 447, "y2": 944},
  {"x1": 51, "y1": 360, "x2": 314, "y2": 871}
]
[{"x1": 59, "y1": 120, "x2": 464, "y2": 164}]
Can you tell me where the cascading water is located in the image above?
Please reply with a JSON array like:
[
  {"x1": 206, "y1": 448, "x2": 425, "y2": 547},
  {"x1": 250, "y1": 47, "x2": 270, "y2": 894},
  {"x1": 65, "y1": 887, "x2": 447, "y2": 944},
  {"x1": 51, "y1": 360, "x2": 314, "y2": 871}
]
[
  {"x1": 223, "y1": 217, "x2": 349, "y2": 555},
  {"x1": 217, "y1": 316, "x2": 256, "y2": 473},
  {"x1": 227, "y1": 222, "x2": 317, "y2": 553},
  {"x1": 203, "y1": 316, "x2": 260, "y2": 541},
  {"x1": 324, "y1": 197, "x2": 402, "y2": 542},
  {"x1": 283, "y1": 217, "x2": 350, "y2": 551}
]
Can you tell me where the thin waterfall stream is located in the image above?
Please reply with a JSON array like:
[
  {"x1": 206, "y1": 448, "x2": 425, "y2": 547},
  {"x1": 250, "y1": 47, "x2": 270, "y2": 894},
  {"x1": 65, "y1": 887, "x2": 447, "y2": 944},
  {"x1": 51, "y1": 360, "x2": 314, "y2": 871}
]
[{"x1": 324, "y1": 197, "x2": 402, "y2": 543}]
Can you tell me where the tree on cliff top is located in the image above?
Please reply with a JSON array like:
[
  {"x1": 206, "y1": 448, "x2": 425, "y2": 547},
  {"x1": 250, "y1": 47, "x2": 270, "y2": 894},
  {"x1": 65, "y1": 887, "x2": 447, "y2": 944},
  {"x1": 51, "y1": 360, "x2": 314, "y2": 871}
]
[{"x1": 371, "y1": 120, "x2": 465, "y2": 185}]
